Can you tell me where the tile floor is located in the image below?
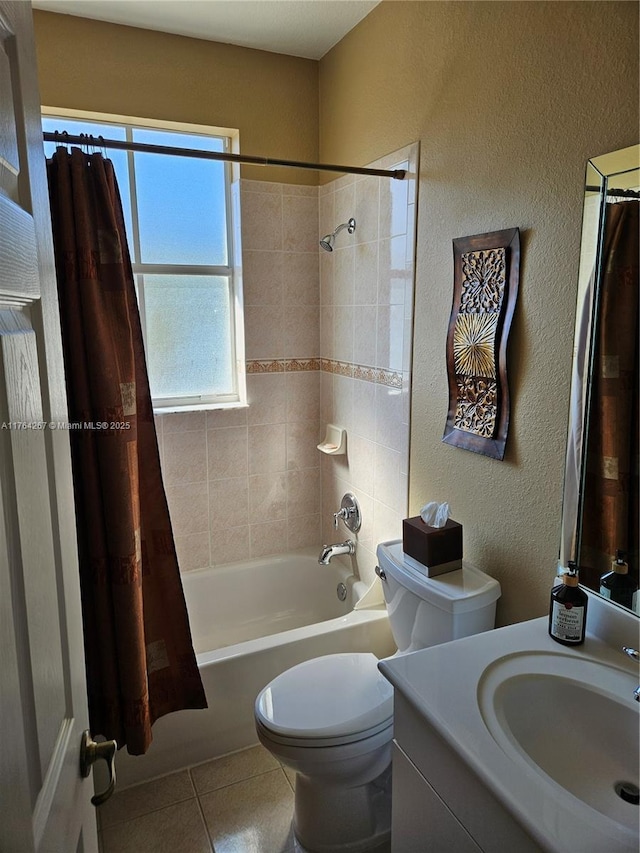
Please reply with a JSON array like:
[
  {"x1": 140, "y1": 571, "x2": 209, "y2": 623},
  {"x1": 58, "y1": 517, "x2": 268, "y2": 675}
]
[{"x1": 98, "y1": 744, "x2": 300, "y2": 853}]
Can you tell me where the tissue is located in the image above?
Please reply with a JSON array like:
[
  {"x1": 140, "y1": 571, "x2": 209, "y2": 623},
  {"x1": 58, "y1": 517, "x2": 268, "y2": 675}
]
[
  {"x1": 420, "y1": 501, "x2": 450, "y2": 529},
  {"x1": 402, "y1": 502, "x2": 463, "y2": 577}
]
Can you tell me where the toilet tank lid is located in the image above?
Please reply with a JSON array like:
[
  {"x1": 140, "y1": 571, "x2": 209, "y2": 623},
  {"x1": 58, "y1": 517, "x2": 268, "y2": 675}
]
[{"x1": 377, "y1": 540, "x2": 501, "y2": 613}]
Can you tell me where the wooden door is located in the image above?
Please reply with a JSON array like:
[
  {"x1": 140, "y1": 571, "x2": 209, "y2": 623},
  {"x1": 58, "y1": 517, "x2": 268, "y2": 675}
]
[{"x1": 0, "y1": 3, "x2": 98, "y2": 851}]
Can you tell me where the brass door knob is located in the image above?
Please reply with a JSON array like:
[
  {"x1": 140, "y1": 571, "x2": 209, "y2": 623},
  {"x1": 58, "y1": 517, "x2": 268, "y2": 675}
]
[{"x1": 79, "y1": 730, "x2": 117, "y2": 806}]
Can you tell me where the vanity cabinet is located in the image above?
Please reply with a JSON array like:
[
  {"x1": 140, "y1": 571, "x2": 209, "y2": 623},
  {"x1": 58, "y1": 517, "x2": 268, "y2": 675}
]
[
  {"x1": 391, "y1": 694, "x2": 542, "y2": 853},
  {"x1": 391, "y1": 742, "x2": 482, "y2": 852}
]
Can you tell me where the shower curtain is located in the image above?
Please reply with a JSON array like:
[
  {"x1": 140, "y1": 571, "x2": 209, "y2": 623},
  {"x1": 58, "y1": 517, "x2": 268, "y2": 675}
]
[
  {"x1": 580, "y1": 200, "x2": 639, "y2": 592},
  {"x1": 47, "y1": 148, "x2": 206, "y2": 755}
]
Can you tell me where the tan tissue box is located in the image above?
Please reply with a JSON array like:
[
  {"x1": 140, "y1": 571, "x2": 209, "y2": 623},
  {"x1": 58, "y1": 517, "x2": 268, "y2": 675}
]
[{"x1": 402, "y1": 516, "x2": 463, "y2": 577}]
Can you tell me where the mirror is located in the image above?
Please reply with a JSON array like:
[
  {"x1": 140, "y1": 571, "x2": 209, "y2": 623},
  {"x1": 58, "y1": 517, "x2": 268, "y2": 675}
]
[{"x1": 560, "y1": 144, "x2": 639, "y2": 614}]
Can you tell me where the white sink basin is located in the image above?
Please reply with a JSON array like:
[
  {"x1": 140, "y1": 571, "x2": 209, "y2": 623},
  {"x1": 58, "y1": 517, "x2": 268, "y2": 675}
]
[
  {"x1": 478, "y1": 652, "x2": 639, "y2": 831},
  {"x1": 380, "y1": 605, "x2": 640, "y2": 853}
]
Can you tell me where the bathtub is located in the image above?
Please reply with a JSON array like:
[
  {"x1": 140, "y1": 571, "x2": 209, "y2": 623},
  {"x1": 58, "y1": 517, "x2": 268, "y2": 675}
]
[{"x1": 116, "y1": 547, "x2": 395, "y2": 787}]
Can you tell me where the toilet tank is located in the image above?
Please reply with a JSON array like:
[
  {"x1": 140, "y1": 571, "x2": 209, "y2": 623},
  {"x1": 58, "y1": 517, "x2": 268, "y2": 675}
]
[{"x1": 376, "y1": 540, "x2": 501, "y2": 654}]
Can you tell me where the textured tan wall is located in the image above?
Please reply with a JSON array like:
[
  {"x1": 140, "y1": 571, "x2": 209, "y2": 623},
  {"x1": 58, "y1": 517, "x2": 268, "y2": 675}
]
[
  {"x1": 32, "y1": 10, "x2": 318, "y2": 184},
  {"x1": 33, "y1": 3, "x2": 639, "y2": 626},
  {"x1": 319, "y1": 1, "x2": 639, "y2": 625}
]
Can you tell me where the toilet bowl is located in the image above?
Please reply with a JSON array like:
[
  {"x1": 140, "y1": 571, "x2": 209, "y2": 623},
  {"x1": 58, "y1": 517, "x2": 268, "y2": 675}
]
[
  {"x1": 255, "y1": 539, "x2": 502, "y2": 852},
  {"x1": 255, "y1": 653, "x2": 393, "y2": 853}
]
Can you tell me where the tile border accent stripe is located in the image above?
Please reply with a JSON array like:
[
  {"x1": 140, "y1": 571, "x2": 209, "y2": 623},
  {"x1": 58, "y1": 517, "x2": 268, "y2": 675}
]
[
  {"x1": 246, "y1": 358, "x2": 320, "y2": 374},
  {"x1": 246, "y1": 358, "x2": 402, "y2": 388}
]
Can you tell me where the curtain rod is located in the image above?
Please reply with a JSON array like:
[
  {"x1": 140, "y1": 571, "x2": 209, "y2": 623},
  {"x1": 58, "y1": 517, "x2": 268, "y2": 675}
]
[
  {"x1": 42, "y1": 132, "x2": 407, "y2": 180},
  {"x1": 585, "y1": 185, "x2": 640, "y2": 198}
]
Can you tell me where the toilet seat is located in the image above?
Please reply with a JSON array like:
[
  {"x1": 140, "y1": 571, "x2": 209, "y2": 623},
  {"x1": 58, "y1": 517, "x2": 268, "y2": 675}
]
[
  {"x1": 256, "y1": 715, "x2": 392, "y2": 749},
  {"x1": 255, "y1": 652, "x2": 393, "y2": 747}
]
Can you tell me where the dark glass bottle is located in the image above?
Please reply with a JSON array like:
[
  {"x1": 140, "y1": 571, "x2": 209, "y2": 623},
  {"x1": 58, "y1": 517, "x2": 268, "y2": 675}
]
[
  {"x1": 549, "y1": 564, "x2": 588, "y2": 646},
  {"x1": 599, "y1": 551, "x2": 638, "y2": 610}
]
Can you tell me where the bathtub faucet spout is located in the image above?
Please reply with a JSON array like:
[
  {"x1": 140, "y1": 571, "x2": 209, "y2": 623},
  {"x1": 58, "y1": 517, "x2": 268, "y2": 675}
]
[{"x1": 318, "y1": 540, "x2": 356, "y2": 565}]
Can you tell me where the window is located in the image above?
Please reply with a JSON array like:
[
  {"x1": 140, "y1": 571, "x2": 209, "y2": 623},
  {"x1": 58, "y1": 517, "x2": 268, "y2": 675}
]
[{"x1": 42, "y1": 114, "x2": 246, "y2": 412}]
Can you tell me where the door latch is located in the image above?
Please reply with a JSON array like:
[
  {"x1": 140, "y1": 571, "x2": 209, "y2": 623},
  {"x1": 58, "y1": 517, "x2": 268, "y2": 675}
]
[{"x1": 80, "y1": 730, "x2": 117, "y2": 806}]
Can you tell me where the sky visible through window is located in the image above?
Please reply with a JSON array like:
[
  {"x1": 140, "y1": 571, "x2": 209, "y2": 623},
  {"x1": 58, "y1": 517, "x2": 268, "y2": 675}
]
[
  {"x1": 132, "y1": 128, "x2": 227, "y2": 266},
  {"x1": 42, "y1": 117, "x2": 236, "y2": 403},
  {"x1": 42, "y1": 118, "x2": 228, "y2": 261}
]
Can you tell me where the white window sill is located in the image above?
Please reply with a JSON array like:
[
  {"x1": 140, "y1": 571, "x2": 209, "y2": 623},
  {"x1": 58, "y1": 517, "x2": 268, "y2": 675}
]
[{"x1": 153, "y1": 402, "x2": 249, "y2": 415}]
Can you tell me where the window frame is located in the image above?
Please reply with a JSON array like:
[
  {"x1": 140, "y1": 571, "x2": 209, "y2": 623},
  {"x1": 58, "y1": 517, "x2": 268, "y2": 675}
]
[{"x1": 42, "y1": 109, "x2": 247, "y2": 413}]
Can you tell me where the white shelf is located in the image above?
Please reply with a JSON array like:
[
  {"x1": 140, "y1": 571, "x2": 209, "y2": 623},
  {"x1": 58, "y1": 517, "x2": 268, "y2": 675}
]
[{"x1": 317, "y1": 424, "x2": 346, "y2": 455}]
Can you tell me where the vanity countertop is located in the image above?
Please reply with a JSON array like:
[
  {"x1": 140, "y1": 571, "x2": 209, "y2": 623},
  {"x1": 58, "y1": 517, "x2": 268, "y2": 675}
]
[{"x1": 379, "y1": 616, "x2": 640, "y2": 853}]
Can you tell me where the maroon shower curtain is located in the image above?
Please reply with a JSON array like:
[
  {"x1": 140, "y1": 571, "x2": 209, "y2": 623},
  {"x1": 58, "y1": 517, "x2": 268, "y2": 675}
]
[
  {"x1": 580, "y1": 200, "x2": 639, "y2": 592},
  {"x1": 47, "y1": 148, "x2": 206, "y2": 755}
]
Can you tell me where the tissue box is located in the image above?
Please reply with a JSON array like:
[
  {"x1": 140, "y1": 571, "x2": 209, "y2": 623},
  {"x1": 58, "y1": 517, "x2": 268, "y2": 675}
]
[{"x1": 402, "y1": 516, "x2": 463, "y2": 577}]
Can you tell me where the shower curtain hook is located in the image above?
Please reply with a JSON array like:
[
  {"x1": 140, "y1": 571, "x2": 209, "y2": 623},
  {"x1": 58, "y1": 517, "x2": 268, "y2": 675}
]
[{"x1": 57, "y1": 130, "x2": 70, "y2": 153}]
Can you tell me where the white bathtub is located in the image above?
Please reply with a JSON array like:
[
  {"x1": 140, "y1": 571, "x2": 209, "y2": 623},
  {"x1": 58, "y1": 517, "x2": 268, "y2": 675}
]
[{"x1": 116, "y1": 547, "x2": 395, "y2": 787}]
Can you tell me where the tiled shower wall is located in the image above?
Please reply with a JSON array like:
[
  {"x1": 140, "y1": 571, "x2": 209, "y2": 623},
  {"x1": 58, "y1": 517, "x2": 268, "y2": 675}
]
[
  {"x1": 319, "y1": 144, "x2": 418, "y2": 587},
  {"x1": 155, "y1": 181, "x2": 322, "y2": 571},
  {"x1": 155, "y1": 144, "x2": 417, "y2": 580}
]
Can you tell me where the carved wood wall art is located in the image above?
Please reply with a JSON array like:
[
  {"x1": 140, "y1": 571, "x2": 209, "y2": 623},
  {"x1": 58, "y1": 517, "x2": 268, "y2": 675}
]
[{"x1": 442, "y1": 228, "x2": 520, "y2": 460}]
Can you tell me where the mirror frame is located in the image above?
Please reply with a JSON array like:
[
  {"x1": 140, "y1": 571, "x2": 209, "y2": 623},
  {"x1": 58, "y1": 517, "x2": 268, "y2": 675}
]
[{"x1": 560, "y1": 144, "x2": 639, "y2": 614}]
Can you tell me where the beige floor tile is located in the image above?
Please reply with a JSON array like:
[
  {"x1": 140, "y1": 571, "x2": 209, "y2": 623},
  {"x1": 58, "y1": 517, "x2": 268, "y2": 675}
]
[
  {"x1": 101, "y1": 799, "x2": 211, "y2": 853},
  {"x1": 98, "y1": 770, "x2": 195, "y2": 829},
  {"x1": 200, "y1": 768, "x2": 294, "y2": 853},
  {"x1": 282, "y1": 765, "x2": 296, "y2": 792},
  {"x1": 190, "y1": 744, "x2": 279, "y2": 795}
]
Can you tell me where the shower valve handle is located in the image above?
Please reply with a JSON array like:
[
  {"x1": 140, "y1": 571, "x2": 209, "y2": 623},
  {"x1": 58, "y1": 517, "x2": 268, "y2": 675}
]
[
  {"x1": 333, "y1": 508, "x2": 348, "y2": 529},
  {"x1": 332, "y1": 494, "x2": 361, "y2": 533}
]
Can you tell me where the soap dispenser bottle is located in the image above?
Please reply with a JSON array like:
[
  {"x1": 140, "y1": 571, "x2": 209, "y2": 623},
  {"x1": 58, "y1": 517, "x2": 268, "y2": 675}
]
[
  {"x1": 549, "y1": 562, "x2": 588, "y2": 646},
  {"x1": 599, "y1": 551, "x2": 638, "y2": 610}
]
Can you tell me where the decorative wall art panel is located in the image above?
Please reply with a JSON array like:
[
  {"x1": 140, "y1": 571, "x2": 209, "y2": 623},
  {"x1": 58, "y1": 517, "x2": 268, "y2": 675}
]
[{"x1": 443, "y1": 228, "x2": 520, "y2": 460}]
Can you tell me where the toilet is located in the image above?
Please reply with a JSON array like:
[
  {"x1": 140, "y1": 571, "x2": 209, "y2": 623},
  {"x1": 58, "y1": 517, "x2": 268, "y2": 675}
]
[{"x1": 255, "y1": 539, "x2": 501, "y2": 853}]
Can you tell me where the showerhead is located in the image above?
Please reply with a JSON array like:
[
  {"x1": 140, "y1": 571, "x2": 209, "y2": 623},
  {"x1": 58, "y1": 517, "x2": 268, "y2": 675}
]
[{"x1": 319, "y1": 217, "x2": 356, "y2": 252}]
